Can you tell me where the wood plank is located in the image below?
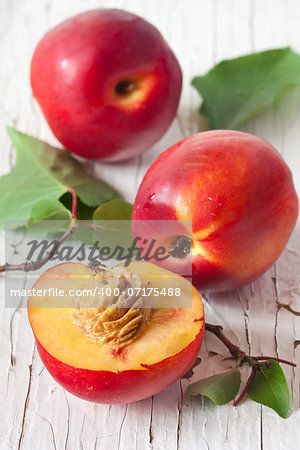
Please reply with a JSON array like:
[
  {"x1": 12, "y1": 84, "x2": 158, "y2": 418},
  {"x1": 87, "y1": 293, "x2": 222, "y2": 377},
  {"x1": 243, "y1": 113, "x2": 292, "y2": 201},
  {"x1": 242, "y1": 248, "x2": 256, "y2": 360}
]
[{"x1": 0, "y1": 0, "x2": 299, "y2": 449}]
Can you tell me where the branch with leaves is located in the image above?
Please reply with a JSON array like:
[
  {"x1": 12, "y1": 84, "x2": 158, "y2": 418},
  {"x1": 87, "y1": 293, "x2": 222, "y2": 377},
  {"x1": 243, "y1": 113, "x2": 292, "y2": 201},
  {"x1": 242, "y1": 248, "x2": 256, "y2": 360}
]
[
  {"x1": 187, "y1": 323, "x2": 296, "y2": 418},
  {"x1": 0, "y1": 128, "x2": 133, "y2": 273}
]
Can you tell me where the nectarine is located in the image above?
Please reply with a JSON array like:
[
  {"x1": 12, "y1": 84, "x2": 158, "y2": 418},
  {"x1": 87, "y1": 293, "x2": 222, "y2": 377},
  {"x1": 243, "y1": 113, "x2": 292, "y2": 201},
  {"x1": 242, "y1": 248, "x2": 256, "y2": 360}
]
[
  {"x1": 132, "y1": 130, "x2": 299, "y2": 291},
  {"x1": 30, "y1": 9, "x2": 182, "y2": 161},
  {"x1": 28, "y1": 261, "x2": 204, "y2": 403}
]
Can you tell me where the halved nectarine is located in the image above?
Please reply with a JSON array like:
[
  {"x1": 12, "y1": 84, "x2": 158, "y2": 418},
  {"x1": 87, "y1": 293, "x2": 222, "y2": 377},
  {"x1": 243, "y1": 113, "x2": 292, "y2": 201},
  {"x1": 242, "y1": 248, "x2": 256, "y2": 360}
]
[{"x1": 28, "y1": 261, "x2": 204, "y2": 404}]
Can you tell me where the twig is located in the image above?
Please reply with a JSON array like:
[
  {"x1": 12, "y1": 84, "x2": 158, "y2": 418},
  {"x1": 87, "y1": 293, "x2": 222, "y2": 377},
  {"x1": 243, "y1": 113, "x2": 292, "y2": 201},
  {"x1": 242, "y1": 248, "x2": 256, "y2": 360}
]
[
  {"x1": 205, "y1": 323, "x2": 242, "y2": 360},
  {"x1": 205, "y1": 322, "x2": 296, "y2": 405},
  {"x1": 0, "y1": 222, "x2": 76, "y2": 273},
  {"x1": 205, "y1": 323, "x2": 296, "y2": 368}
]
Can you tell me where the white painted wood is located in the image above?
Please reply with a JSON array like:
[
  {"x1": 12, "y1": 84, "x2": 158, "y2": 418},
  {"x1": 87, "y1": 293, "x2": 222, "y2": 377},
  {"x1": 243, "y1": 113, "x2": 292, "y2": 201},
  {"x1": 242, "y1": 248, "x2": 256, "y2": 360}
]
[{"x1": 0, "y1": 0, "x2": 300, "y2": 449}]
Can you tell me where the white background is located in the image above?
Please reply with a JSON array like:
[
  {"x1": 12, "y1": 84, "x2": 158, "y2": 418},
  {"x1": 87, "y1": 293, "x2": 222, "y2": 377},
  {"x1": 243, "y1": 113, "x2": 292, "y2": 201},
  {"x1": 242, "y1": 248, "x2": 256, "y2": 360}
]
[{"x1": 1, "y1": 0, "x2": 300, "y2": 449}]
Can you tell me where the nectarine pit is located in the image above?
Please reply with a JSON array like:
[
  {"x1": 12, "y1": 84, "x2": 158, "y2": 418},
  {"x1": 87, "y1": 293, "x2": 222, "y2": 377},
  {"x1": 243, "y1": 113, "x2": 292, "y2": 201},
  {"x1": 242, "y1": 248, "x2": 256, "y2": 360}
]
[{"x1": 73, "y1": 265, "x2": 151, "y2": 348}]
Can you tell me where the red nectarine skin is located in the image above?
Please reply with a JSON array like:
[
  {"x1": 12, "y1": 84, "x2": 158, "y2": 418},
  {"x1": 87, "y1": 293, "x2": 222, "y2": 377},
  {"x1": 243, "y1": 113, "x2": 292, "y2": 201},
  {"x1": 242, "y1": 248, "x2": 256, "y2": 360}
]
[
  {"x1": 31, "y1": 9, "x2": 182, "y2": 161},
  {"x1": 35, "y1": 326, "x2": 204, "y2": 404},
  {"x1": 132, "y1": 130, "x2": 299, "y2": 291}
]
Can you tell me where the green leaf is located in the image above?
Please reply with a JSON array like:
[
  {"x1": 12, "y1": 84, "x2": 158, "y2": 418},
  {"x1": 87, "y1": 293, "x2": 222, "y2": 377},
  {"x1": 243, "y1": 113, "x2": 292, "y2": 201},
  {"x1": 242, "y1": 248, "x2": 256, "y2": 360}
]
[
  {"x1": 29, "y1": 199, "x2": 71, "y2": 221},
  {"x1": 247, "y1": 360, "x2": 290, "y2": 418},
  {"x1": 192, "y1": 47, "x2": 300, "y2": 129},
  {"x1": 93, "y1": 199, "x2": 133, "y2": 221},
  {"x1": 72, "y1": 199, "x2": 134, "y2": 247},
  {"x1": 27, "y1": 199, "x2": 71, "y2": 235},
  {"x1": 187, "y1": 369, "x2": 241, "y2": 405},
  {"x1": 0, "y1": 127, "x2": 120, "y2": 228},
  {"x1": 89, "y1": 199, "x2": 135, "y2": 251}
]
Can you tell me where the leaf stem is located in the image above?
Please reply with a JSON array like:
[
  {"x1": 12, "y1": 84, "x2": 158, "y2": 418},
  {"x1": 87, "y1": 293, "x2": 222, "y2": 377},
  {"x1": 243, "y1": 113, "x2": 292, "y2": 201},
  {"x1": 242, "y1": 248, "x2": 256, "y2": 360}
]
[
  {"x1": 67, "y1": 187, "x2": 77, "y2": 219},
  {"x1": 232, "y1": 367, "x2": 256, "y2": 407}
]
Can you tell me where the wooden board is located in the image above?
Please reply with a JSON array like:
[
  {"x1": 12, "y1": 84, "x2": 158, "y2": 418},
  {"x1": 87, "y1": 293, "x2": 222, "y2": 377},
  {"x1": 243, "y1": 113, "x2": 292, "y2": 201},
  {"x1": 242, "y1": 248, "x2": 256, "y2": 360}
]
[{"x1": 0, "y1": 0, "x2": 299, "y2": 449}]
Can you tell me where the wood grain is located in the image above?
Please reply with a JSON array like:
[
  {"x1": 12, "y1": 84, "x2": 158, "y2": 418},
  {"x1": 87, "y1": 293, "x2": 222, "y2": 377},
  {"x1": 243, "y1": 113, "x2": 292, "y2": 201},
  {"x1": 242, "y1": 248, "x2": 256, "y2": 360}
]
[{"x1": 0, "y1": 0, "x2": 299, "y2": 449}]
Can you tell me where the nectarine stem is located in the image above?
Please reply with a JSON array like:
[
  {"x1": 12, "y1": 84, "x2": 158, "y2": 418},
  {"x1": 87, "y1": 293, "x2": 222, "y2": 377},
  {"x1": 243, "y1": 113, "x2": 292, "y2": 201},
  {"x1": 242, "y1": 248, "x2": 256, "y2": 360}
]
[{"x1": 115, "y1": 79, "x2": 136, "y2": 94}]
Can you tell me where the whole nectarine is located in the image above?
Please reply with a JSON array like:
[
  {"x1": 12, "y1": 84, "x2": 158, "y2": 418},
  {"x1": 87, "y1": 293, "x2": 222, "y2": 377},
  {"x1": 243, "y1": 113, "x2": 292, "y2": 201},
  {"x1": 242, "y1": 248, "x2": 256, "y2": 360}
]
[
  {"x1": 132, "y1": 130, "x2": 299, "y2": 291},
  {"x1": 30, "y1": 9, "x2": 182, "y2": 161}
]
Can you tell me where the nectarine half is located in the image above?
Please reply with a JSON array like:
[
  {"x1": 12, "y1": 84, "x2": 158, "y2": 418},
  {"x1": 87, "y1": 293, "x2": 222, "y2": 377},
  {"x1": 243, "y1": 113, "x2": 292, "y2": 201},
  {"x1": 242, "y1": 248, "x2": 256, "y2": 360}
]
[{"x1": 28, "y1": 261, "x2": 204, "y2": 404}]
